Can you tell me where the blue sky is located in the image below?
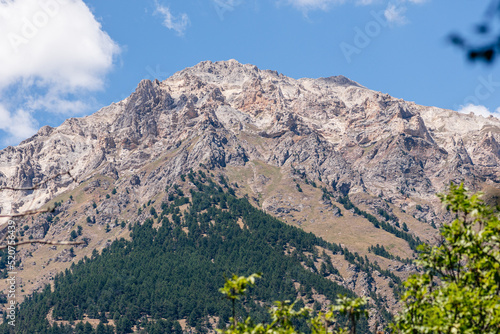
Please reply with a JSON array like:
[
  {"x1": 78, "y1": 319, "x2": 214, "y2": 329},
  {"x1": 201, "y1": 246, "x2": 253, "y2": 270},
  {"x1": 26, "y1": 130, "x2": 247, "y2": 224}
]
[{"x1": 0, "y1": 0, "x2": 498, "y2": 147}]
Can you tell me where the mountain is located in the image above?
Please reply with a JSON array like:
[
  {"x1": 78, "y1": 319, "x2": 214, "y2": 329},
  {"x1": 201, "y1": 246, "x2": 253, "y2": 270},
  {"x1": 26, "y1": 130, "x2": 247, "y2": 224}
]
[
  {"x1": 1, "y1": 60, "x2": 500, "y2": 332},
  {"x1": 3, "y1": 60, "x2": 500, "y2": 219}
]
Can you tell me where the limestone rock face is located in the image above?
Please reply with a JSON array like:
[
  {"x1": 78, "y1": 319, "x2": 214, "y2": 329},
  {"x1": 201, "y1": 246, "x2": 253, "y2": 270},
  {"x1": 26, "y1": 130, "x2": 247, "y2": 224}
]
[{"x1": 2, "y1": 60, "x2": 499, "y2": 222}]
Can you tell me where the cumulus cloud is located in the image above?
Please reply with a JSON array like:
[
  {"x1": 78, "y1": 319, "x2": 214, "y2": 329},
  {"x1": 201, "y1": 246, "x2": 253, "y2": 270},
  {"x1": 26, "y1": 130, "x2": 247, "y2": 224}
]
[
  {"x1": 0, "y1": 0, "x2": 120, "y2": 145},
  {"x1": 154, "y1": 1, "x2": 190, "y2": 36},
  {"x1": 457, "y1": 104, "x2": 500, "y2": 118}
]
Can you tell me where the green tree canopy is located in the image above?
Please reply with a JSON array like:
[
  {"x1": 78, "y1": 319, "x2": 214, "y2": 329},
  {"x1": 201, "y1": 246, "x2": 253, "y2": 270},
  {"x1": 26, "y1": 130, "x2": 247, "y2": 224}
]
[{"x1": 392, "y1": 182, "x2": 500, "y2": 333}]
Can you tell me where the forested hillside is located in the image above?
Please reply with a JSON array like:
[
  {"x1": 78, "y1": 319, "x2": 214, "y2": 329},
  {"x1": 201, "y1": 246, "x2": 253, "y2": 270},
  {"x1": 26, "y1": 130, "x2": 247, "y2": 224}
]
[{"x1": 0, "y1": 172, "x2": 395, "y2": 334}]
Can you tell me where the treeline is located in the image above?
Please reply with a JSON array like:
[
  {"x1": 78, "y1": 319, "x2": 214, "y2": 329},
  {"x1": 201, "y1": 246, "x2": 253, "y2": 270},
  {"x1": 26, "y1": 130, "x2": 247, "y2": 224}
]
[
  {"x1": 368, "y1": 244, "x2": 393, "y2": 259},
  {"x1": 332, "y1": 192, "x2": 422, "y2": 252},
  {"x1": 368, "y1": 244, "x2": 413, "y2": 265},
  {"x1": 1, "y1": 172, "x2": 381, "y2": 334}
]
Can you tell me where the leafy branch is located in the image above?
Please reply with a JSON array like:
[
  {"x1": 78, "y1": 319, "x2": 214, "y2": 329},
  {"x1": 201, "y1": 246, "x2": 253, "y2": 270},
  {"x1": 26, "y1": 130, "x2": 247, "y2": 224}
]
[
  {"x1": 392, "y1": 182, "x2": 500, "y2": 333},
  {"x1": 218, "y1": 273, "x2": 368, "y2": 334}
]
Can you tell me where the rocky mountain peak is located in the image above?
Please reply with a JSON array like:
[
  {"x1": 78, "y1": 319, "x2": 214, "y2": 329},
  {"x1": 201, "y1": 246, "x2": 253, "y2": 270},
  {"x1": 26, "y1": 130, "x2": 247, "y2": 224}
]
[
  {"x1": 2, "y1": 60, "x2": 500, "y2": 223},
  {"x1": 318, "y1": 75, "x2": 363, "y2": 88}
]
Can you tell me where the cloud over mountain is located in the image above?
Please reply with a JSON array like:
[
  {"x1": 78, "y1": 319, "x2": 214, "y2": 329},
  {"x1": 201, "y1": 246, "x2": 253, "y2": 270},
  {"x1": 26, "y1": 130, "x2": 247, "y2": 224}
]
[{"x1": 0, "y1": 0, "x2": 119, "y2": 145}]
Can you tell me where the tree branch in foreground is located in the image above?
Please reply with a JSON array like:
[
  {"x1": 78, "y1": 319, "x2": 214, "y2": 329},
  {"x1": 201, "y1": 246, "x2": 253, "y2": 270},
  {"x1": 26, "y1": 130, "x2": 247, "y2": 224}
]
[
  {"x1": 0, "y1": 171, "x2": 77, "y2": 192},
  {"x1": 0, "y1": 240, "x2": 85, "y2": 250},
  {"x1": 0, "y1": 170, "x2": 80, "y2": 248},
  {"x1": 0, "y1": 170, "x2": 77, "y2": 218},
  {"x1": 0, "y1": 208, "x2": 55, "y2": 218}
]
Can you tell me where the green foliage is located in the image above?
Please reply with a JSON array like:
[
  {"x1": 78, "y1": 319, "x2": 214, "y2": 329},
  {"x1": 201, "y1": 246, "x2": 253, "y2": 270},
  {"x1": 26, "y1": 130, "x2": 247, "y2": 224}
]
[
  {"x1": 368, "y1": 244, "x2": 393, "y2": 259},
  {"x1": 220, "y1": 273, "x2": 262, "y2": 327},
  {"x1": 150, "y1": 207, "x2": 157, "y2": 217},
  {"x1": 392, "y1": 183, "x2": 500, "y2": 333},
  {"x1": 368, "y1": 244, "x2": 412, "y2": 265},
  {"x1": 377, "y1": 208, "x2": 399, "y2": 223},
  {"x1": 220, "y1": 273, "x2": 262, "y2": 301},
  {"x1": 218, "y1": 275, "x2": 368, "y2": 334},
  {"x1": 331, "y1": 295, "x2": 368, "y2": 334},
  {"x1": 219, "y1": 300, "x2": 309, "y2": 334}
]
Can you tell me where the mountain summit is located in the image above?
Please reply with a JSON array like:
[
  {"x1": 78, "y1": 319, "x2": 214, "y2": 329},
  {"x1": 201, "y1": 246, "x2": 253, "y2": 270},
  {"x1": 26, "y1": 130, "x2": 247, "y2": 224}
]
[{"x1": 3, "y1": 60, "x2": 499, "y2": 217}]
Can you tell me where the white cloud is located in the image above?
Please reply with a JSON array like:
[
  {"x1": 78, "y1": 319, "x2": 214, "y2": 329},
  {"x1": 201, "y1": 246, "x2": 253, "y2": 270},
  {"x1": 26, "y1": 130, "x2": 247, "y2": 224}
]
[
  {"x1": 0, "y1": 0, "x2": 120, "y2": 145},
  {"x1": 26, "y1": 89, "x2": 93, "y2": 115},
  {"x1": 154, "y1": 1, "x2": 190, "y2": 36},
  {"x1": 0, "y1": 103, "x2": 38, "y2": 146},
  {"x1": 0, "y1": 0, "x2": 119, "y2": 90},
  {"x1": 384, "y1": 3, "x2": 408, "y2": 25},
  {"x1": 457, "y1": 104, "x2": 500, "y2": 118}
]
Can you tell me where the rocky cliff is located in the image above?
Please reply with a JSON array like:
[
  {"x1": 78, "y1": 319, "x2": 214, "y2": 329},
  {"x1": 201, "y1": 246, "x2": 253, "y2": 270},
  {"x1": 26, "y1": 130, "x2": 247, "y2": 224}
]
[
  {"x1": 3, "y1": 60, "x2": 499, "y2": 221},
  {"x1": 1, "y1": 60, "x2": 500, "y2": 328}
]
